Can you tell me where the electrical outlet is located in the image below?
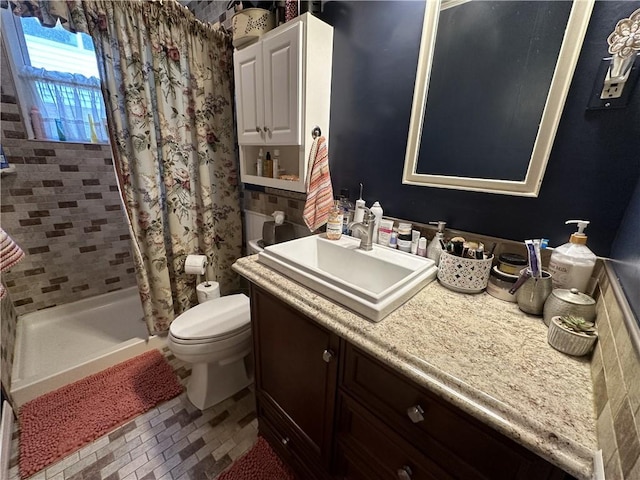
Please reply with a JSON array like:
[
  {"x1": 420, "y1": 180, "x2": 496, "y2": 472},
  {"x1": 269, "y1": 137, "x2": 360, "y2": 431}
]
[
  {"x1": 600, "y1": 80, "x2": 624, "y2": 99},
  {"x1": 587, "y1": 56, "x2": 640, "y2": 110}
]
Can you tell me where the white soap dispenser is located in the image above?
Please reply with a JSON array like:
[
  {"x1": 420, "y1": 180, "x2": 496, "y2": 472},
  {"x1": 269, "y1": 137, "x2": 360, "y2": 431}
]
[
  {"x1": 548, "y1": 220, "x2": 596, "y2": 293},
  {"x1": 427, "y1": 221, "x2": 446, "y2": 265}
]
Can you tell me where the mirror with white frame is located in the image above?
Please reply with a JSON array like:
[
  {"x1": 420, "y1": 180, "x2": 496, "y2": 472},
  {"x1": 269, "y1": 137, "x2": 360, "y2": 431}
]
[{"x1": 402, "y1": 0, "x2": 595, "y2": 197}]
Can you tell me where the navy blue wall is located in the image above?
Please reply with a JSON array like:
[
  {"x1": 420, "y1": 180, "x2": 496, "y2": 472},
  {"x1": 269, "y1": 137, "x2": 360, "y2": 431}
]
[
  {"x1": 319, "y1": 1, "x2": 640, "y2": 257},
  {"x1": 611, "y1": 176, "x2": 640, "y2": 324}
]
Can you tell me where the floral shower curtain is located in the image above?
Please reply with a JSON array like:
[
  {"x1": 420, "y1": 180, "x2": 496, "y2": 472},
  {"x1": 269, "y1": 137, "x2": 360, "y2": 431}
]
[{"x1": 6, "y1": 0, "x2": 243, "y2": 334}]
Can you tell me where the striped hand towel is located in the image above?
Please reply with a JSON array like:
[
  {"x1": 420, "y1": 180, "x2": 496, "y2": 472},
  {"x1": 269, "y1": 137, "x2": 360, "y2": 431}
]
[
  {"x1": 303, "y1": 136, "x2": 334, "y2": 232},
  {"x1": 0, "y1": 227, "x2": 25, "y2": 299}
]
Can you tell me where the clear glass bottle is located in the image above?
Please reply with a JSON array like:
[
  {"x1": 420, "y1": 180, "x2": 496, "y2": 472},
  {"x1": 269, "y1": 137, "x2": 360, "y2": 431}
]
[
  {"x1": 338, "y1": 189, "x2": 354, "y2": 234},
  {"x1": 326, "y1": 201, "x2": 343, "y2": 240}
]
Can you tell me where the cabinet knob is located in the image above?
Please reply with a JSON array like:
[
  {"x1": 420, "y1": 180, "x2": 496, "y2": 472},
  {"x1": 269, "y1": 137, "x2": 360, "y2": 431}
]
[
  {"x1": 322, "y1": 349, "x2": 335, "y2": 363},
  {"x1": 255, "y1": 126, "x2": 262, "y2": 133},
  {"x1": 397, "y1": 465, "x2": 413, "y2": 479},
  {"x1": 281, "y1": 437, "x2": 290, "y2": 446},
  {"x1": 406, "y1": 405, "x2": 425, "y2": 423}
]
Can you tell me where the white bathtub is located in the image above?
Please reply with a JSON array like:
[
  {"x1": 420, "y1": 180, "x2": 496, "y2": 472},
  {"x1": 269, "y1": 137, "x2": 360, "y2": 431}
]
[{"x1": 10, "y1": 287, "x2": 166, "y2": 407}]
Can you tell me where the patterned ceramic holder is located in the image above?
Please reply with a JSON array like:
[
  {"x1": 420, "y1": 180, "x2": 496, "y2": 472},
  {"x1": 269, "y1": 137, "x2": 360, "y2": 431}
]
[{"x1": 437, "y1": 251, "x2": 494, "y2": 293}]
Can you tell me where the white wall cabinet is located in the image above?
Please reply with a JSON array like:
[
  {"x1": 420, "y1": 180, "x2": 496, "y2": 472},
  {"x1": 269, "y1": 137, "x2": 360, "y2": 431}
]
[
  {"x1": 234, "y1": 14, "x2": 333, "y2": 193},
  {"x1": 235, "y1": 21, "x2": 301, "y2": 145}
]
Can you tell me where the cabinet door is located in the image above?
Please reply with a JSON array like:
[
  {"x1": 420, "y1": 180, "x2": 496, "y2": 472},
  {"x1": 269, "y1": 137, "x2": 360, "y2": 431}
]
[
  {"x1": 250, "y1": 285, "x2": 338, "y2": 465},
  {"x1": 262, "y1": 21, "x2": 302, "y2": 145},
  {"x1": 234, "y1": 42, "x2": 264, "y2": 145}
]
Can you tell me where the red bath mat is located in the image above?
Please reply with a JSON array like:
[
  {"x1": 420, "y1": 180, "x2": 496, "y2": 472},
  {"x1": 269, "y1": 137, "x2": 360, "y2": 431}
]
[
  {"x1": 18, "y1": 349, "x2": 183, "y2": 478},
  {"x1": 217, "y1": 436, "x2": 296, "y2": 480}
]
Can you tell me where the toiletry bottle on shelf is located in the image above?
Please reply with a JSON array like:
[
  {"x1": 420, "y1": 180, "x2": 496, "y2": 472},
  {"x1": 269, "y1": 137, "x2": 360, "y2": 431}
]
[
  {"x1": 30, "y1": 106, "x2": 45, "y2": 139},
  {"x1": 397, "y1": 223, "x2": 412, "y2": 252},
  {"x1": 273, "y1": 149, "x2": 280, "y2": 178},
  {"x1": 326, "y1": 201, "x2": 343, "y2": 240},
  {"x1": 370, "y1": 201, "x2": 383, "y2": 243},
  {"x1": 417, "y1": 237, "x2": 427, "y2": 256},
  {"x1": 257, "y1": 148, "x2": 263, "y2": 176},
  {"x1": 338, "y1": 189, "x2": 354, "y2": 234},
  {"x1": 264, "y1": 151, "x2": 273, "y2": 178},
  {"x1": 352, "y1": 183, "x2": 365, "y2": 238},
  {"x1": 427, "y1": 221, "x2": 446, "y2": 265},
  {"x1": 389, "y1": 229, "x2": 398, "y2": 249},
  {"x1": 548, "y1": 220, "x2": 596, "y2": 293},
  {"x1": 88, "y1": 114, "x2": 98, "y2": 143}
]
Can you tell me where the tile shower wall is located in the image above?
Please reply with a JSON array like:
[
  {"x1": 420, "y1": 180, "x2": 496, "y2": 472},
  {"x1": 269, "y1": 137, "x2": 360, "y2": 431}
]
[
  {"x1": 0, "y1": 40, "x2": 136, "y2": 316},
  {"x1": 591, "y1": 265, "x2": 640, "y2": 479},
  {"x1": 0, "y1": 290, "x2": 19, "y2": 404}
]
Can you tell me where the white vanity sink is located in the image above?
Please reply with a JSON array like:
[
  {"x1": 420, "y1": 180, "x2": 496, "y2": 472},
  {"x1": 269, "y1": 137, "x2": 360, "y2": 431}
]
[{"x1": 257, "y1": 234, "x2": 438, "y2": 322}]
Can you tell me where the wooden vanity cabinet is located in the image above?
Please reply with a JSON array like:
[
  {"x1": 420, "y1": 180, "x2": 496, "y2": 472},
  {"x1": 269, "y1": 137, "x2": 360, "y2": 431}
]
[
  {"x1": 337, "y1": 344, "x2": 568, "y2": 480},
  {"x1": 250, "y1": 285, "x2": 571, "y2": 480},
  {"x1": 250, "y1": 285, "x2": 339, "y2": 480}
]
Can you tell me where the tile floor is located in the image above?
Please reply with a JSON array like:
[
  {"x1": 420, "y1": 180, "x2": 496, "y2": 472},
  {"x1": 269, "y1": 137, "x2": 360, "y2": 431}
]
[{"x1": 7, "y1": 348, "x2": 258, "y2": 480}]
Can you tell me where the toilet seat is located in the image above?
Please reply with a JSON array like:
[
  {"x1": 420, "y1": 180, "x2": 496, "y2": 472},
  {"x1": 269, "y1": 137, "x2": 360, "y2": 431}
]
[{"x1": 169, "y1": 294, "x2": 250, "y2": 343}]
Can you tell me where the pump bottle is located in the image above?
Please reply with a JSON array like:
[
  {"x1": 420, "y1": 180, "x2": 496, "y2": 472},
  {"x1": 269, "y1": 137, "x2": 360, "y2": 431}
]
[
  {"x1": 427, "y1": 221, "x2": 446, "y2": 265},
  {"x1": 548, "y1": 220, "x2": 596, "y2": 293}
]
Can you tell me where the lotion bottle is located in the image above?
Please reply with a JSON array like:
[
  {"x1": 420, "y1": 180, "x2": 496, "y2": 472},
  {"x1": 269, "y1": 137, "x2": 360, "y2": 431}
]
[
  {"x1": 369, "y1": 201, "x2": 383, "y2": 243},
  {"x1": 548, "y1": 220, "x2": 596, "y2": 293},
  {"x1": 273, "y1": 149, "x2": 280, "y2": 178},
  {"x1": 427, "y1": 221, "x2": 446, "y2": 265},
  {"x1": 257, "y1": 148, "x2": 263, "y2": 176}
]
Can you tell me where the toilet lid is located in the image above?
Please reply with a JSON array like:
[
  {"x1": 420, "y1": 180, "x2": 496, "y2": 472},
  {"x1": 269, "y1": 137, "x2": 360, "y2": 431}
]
[{"x1": 169, "y1": 294, "x2": 250, "y2": 341}]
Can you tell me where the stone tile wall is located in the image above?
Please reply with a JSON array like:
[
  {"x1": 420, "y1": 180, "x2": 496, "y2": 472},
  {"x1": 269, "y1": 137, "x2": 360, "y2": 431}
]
[
  {"x1": 591, "y1": 264, "x2": 640, "y2": 479},
  {"x1": 0, "y1": 40, "x2": 136, "y2": 318},
  {"x1": 0, "y1": 289, "x2": 19, "y2": 404},
  {"x1": 182, "y1": 0, "x2": 230, "y2": 24},
  {"x1": 243, "y1": 188, "x2": 306, "y2": 227}
]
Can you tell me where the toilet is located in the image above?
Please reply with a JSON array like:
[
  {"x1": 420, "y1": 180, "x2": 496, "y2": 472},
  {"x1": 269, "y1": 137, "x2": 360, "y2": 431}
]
[{"x1": 167, "y1": 290, "x2": 252, "y2": 410}]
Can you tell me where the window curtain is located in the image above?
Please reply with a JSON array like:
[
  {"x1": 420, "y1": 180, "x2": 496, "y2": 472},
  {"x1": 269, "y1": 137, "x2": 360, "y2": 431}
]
[
  {"x1": 20, "y1": 66, "x2": 108, "y2": 142},
  {"x1": 5, "y1": 0, "x2": 243, "y2": 334}
]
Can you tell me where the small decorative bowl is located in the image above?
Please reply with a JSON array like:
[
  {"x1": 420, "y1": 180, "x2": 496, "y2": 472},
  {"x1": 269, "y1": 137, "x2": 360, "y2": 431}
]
[
  {"x1": 437, "y1": 251, "x2": 493, "y2": 294},
  {"x1": 547, "y1": 316, "x2": 598, "y2": 356}
]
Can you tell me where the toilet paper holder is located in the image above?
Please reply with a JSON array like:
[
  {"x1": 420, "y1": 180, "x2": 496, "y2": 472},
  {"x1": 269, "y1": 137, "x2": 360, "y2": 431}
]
[{"x1": 185, "y1": 254, "x2": 213, "y2": 288}]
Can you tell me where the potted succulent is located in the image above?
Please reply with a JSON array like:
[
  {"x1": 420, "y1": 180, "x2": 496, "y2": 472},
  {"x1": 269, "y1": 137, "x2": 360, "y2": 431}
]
[{"x1": 547, "y1": 315, "x2": 598, "y2": 356}]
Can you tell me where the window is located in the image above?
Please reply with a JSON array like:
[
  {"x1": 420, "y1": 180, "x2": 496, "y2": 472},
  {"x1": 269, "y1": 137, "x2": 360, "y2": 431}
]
[{"x1": 1, "y1": 9, "x2": 108, "y2": 143}]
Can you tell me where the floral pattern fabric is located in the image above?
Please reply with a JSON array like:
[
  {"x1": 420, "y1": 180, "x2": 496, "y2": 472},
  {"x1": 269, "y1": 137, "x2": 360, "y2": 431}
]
[
  {"x1": 6, "y1": 0, "x2": 242, "y2": 334},
  {"x1": 88, "y1": 1, "x2": 241, "y2": 334}
]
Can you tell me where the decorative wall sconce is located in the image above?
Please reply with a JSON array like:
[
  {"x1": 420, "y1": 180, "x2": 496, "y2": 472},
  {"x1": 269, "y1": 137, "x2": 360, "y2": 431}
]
[{"x1": 600, "y1": 7, "x2": 640, "y2": 102}]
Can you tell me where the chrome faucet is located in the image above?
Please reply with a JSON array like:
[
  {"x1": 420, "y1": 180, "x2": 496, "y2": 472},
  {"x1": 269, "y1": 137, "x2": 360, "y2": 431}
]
[{"x1": 347, "y1": 208, "x2": 376, "y2": 251}]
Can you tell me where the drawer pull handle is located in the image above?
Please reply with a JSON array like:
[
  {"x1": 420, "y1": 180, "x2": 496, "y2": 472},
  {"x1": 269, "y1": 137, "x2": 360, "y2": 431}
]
[
  {"x1": 397, "y1": 465, "x2": 413, "y2": 479},
  {"x1": 281, "y1": 437, "x2": 290, "y2": 446},
  {"x1": 255, "y1": 126, "x2": 262, "y2": 133},
  {"x1": 406, "y1": 405, "x2": 425, "y2": 423},
  {"x1": 264, "y1": 126, "x2": 271, "y2": 134},
  {"x1": 322, "y1": 349, "x2": 335, "y2": 363}
]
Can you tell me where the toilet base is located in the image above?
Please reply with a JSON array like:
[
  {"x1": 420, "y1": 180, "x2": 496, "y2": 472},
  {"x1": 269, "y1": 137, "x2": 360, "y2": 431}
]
[{"x1": 186, "y1": 356, "x2": 253, "y2": 410}]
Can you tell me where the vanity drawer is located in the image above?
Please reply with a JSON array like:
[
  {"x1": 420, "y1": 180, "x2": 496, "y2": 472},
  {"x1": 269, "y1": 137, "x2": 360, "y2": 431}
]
[
  {"x1": 336, "y1": 393, "x2": 453, "y2": 480},
  {"x1": 341, "y1": 344, "x2": 561, "y2": 479},
  {"x1": 258, "y1": 394, "x2": 332, "y2": 480}
]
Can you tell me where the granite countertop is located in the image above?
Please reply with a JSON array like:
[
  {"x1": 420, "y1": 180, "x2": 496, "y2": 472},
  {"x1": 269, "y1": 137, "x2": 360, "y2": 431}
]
[{"x1": 233, "y1": 255, "x2": 598, "y2": 479}]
